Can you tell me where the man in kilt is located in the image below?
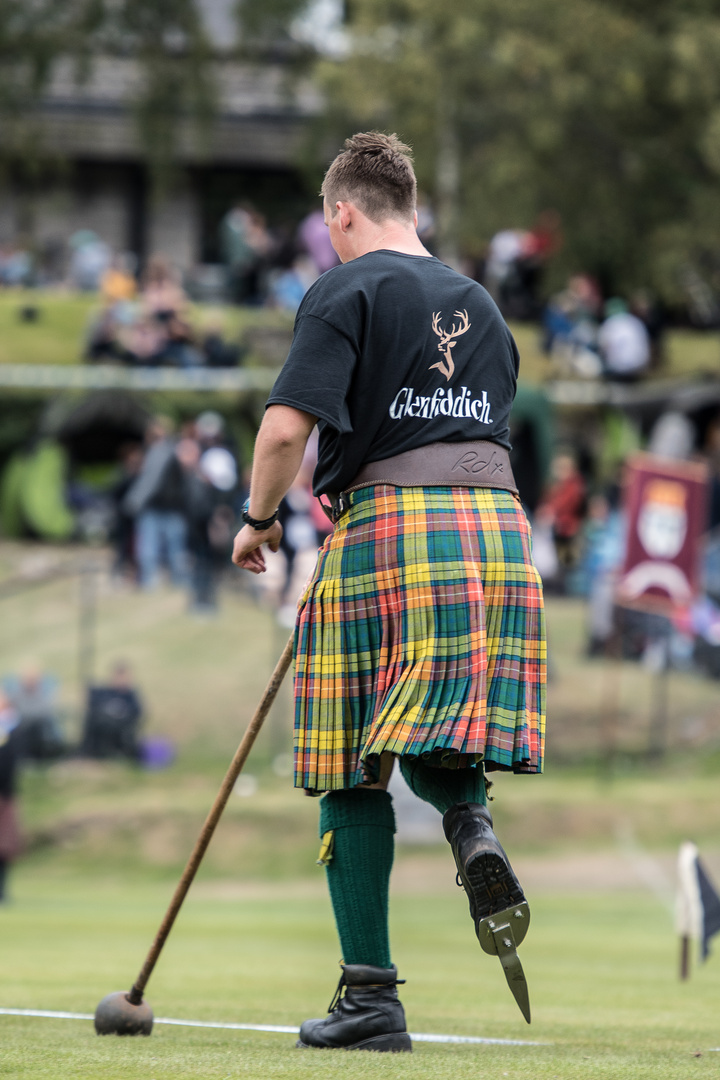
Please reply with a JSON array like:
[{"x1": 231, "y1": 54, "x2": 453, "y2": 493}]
[{"x1": 232, "y1": 132, "x2": 546, "y2": 1051}]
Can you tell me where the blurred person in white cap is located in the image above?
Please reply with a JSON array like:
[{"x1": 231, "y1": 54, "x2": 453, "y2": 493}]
[
  {"x1": 598, "y1": 298, "x2": 650, "y2": 382},
  {"x1": 180, "y1": 430, "x2": 239, "y2": 613},
  {"x1": 195, "y1": 410, "x2": 225, "y2": 447}
]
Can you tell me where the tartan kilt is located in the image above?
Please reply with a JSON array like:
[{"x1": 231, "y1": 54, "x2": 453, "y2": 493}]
[{"x1": 293, "y1": 485, "x2": 546, "y2": 791}]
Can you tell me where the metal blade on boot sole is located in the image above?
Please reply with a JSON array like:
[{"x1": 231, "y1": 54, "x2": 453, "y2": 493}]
[{"x1": 476, "y1": 903, "x2": 531, "y2": 1024}]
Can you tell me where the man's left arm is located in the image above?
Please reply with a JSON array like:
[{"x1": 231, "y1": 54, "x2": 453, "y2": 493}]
[{"x1": 232, "y1": 404, "x2": 318, "y2": 574}]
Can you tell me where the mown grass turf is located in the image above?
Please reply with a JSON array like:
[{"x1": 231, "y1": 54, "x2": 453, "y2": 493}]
[
  {"x1": 1, "y1": 872, "x2": 718, "y2": 1080},
  {"x1": 1, "y1": 544, "x2": 719, "y2": 1077}
]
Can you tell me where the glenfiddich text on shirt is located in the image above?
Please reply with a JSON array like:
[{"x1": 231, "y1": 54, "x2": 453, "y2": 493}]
[{"x1": 388, "y1": 385, "x2": 493, "y2": 425}]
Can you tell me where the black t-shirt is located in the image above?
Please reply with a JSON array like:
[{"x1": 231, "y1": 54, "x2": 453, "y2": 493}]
[{"x1": 267, "y1": 250, "x2": 519, "y2": 495}]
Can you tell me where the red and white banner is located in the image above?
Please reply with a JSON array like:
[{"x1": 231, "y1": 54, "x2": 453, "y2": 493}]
[{"x1": 617, "y1": 454, "x2": 709, "y2": 615}]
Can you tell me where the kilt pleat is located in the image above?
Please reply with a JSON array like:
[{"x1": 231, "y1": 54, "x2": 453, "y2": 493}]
[{"x1": 293, "y1": 485, "x2": 546, "y2": 791}]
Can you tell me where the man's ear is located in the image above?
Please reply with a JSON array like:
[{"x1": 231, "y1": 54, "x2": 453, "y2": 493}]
[{"x1": 337, "y1": 201, "x2": 353, "y2": 232}]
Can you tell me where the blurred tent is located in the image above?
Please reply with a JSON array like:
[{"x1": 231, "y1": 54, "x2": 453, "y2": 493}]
[
  {"x1": 510, "y1": 384, "x2": 555, "y2": 513},
  {"x1": 0, "y1": 392, "x2": 149, "y2": 540},
  {"x1": 48, "y1": 391, "x2": 149, "y2": 465},
  {"x1": 0, "y1": 440, "x2": 75, "y2": 541}
]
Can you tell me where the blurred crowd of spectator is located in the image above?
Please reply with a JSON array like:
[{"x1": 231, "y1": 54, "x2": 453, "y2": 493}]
[
  {"x1": 79, "y1": 204, "x2": 341, "y2": 369},
  {"x1": 0, "y1": 657, "x2": 158, "y2": 901},
  {"x1": 103, "y1": 406, "x2": 326, "y2": 617},
  {"x1": 111, "y1": 410, "x2": 243, "y2": 613},
  {"x1": 478, "y1": 220, "x2": 664, "y2": 383},
  {"x1": 85, "y1": 253, "x2": 243, "y2": 368},
  {"x1": 482, "y1": 212, "x2": 564, "y2": 320},
  {"x1": 0, "y1": 202, "x2": 341, "y2": 304},
  {"x1": 0, "y1": 202, "x2": 344, "y2": 370},
  {"x1": 541, "y1": 275, "x2": 663, "y2": 382},
  {"x1": 0, "y1": 202, "x2": 708, "y2": 389},
  {"x1": 3, "y1": 201, "x2": 720, "y2": 681},
  {"x1": 530, "y1": 408, "x2": 720, "y2": 678},
  {"x1": 0, "y1": 661, "x2": 148, "y2": 767}
]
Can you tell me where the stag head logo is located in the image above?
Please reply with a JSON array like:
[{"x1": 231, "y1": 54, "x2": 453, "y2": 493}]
[{"x1": 430, "y1": 309, "x2": 471, "y2": 381}]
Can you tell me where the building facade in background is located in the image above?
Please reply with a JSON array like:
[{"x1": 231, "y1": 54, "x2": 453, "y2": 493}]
[{"x1": 0, "y1": 0, "x2": 327, "y2": 277}]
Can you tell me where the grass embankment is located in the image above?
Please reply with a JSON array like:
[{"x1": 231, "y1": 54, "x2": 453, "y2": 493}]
[
  {"x1": 510, "y1": 322, "x2": 720, "y2": 383},
  {"x1": 0, "y1": 288, "x2": 718, "y2": 383},
  {"x1": 0, "y1": 290, "x2": 294, "y2": 368}
]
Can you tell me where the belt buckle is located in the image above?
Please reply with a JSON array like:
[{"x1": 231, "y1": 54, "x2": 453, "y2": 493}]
[
  {"x1": 319, "y1": 493, "x2": 348, "y2": 524},
  {"x1": 331, "y1": 493, "x2": 348, "y2": 523}
]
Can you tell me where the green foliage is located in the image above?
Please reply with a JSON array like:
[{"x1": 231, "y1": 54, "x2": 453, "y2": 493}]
[
  {"x1": 101, "y1": 0, "x2": 217, "y2": 195},
  {"x1": 0, "y1": 0, "x2": 217, "y2": 194},
  {"x1": 239, "y1": 0, "x2": 310, "y2": 44},
  {"x1": 307, "y1": 0, "x2": 720, "y2": 299}
]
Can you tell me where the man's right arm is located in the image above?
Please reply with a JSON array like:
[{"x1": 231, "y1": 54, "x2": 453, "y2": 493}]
[{"x1": 232, "y1": 405, "x2": 317, "y2": 574}]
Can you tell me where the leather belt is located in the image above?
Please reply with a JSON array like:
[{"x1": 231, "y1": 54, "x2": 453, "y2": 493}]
[{"x1": 322, "y1": 440, "x2": 517, "y2": 523}]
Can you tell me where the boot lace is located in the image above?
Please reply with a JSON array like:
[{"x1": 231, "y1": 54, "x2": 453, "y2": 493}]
[
  {"x1": 327, "y1": 971, "x2": 346, "y2": 1014},
  {"x1": 326, "y1": 969, "x2": 406, "y2": 1013}
]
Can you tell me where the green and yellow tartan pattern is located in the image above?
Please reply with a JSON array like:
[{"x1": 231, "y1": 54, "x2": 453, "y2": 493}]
[{"x1": 293, "y1": 485, "x2": 546, "y2": 791}]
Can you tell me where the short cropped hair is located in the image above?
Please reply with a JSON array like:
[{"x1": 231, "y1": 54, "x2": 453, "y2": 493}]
[{"x1": 322, "y1": 132, "x2": 417, "y2": 224}]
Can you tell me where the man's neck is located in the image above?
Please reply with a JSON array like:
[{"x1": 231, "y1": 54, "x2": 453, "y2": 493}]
[
  {"x1": 362, "y1": 220, "x2": 431, "y2": 259},
  {"x1": 327, "y1": 198, "x2": 433, "y2": 263}
]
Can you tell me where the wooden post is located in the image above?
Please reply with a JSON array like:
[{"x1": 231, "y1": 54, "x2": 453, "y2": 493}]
[
  {"x1": 78, "y1": 561, "x2": 97, "y2": 692},
  {"x1": 599, "y1": 605, "x2": 624, "y2": 776},
  {"x1": 647, "y1": 632, "x2": 670, "y2": 762},
  {"x1": 679, "y1": 934, "x2": 690, "y2": 981}
]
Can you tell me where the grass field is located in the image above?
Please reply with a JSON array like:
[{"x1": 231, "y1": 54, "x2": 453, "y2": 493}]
[
  {"x1": 1, "y1": 541, "x2": 720, "y2": 1077},
  {"x1": 1, "y1": 873, "x2": 719, "y2": 1079}
]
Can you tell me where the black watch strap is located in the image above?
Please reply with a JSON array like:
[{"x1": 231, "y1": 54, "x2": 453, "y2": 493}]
[{"x1": 242, "y1": 500, "x2": 279, "y2": 531}]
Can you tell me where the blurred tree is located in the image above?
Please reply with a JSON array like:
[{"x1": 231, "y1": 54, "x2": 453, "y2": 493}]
[
  {"x1": 4, "y1": 0, "x2": 720, "y2": 303},
  {"x1": 104, "y1": 0, "x2": 217, "y2": 193},
  {"x1": 0, "y1": 0, "x2": 216, "y2": 197},
  {"x1": 249, "y1": 0, "x2": 720, "y2": 304}
]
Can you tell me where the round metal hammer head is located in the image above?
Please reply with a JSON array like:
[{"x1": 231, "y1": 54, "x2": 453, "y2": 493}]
[{"x1": 94, "y1": 991, "x2": 154, "y2": 1036}]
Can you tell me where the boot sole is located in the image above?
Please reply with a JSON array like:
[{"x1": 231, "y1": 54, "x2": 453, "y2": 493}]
[
  {"x1": 296, "y1": 1032, "x2": 412, "y2": 1052},
  {"x1": 465, "y1": 850, "x2": 525, "y2": 921}
]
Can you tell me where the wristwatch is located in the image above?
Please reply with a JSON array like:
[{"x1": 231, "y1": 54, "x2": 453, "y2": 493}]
[{"x1": 241, "y1": 498, "x2": 279, "y2": 531}]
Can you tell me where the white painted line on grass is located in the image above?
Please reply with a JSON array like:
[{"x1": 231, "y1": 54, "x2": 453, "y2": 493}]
[
  {"x1": 0, "y1": 1007, "x2": 545, "y2": 1045},
  {"x1": 1, "y1": 1009, "x2": 95, "y2": 1021},
  {"x1": 411, "y1": 1032, "x2": 544, "y2": 1046},
  {"x1": 159, "y1": 1018, "x2": 298, "y2": 1034}
]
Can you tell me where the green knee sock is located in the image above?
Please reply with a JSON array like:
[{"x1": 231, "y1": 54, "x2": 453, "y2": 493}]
[
  {"x1": 318, "y1": 788, "x2": 395, "y2": 969},
  {"x1": 399, "y1": 757, "x2": 487, "y2": 814}
]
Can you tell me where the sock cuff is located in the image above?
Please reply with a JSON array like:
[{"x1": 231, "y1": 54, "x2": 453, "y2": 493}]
[{"x1": 319, "y1": 788, "x2": 396, "y2": 835}]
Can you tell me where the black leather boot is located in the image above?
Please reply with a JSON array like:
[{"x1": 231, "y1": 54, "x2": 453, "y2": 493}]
[
  {"x1": 297, "y1": 963, "x2": 412, "y2": 1051},
  {"x1": 444, "y1": 803, "x2": 532, "y2": 1023},
  {"x1": 443, "y1": 802, "x2": 526, "y2": 927}
]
